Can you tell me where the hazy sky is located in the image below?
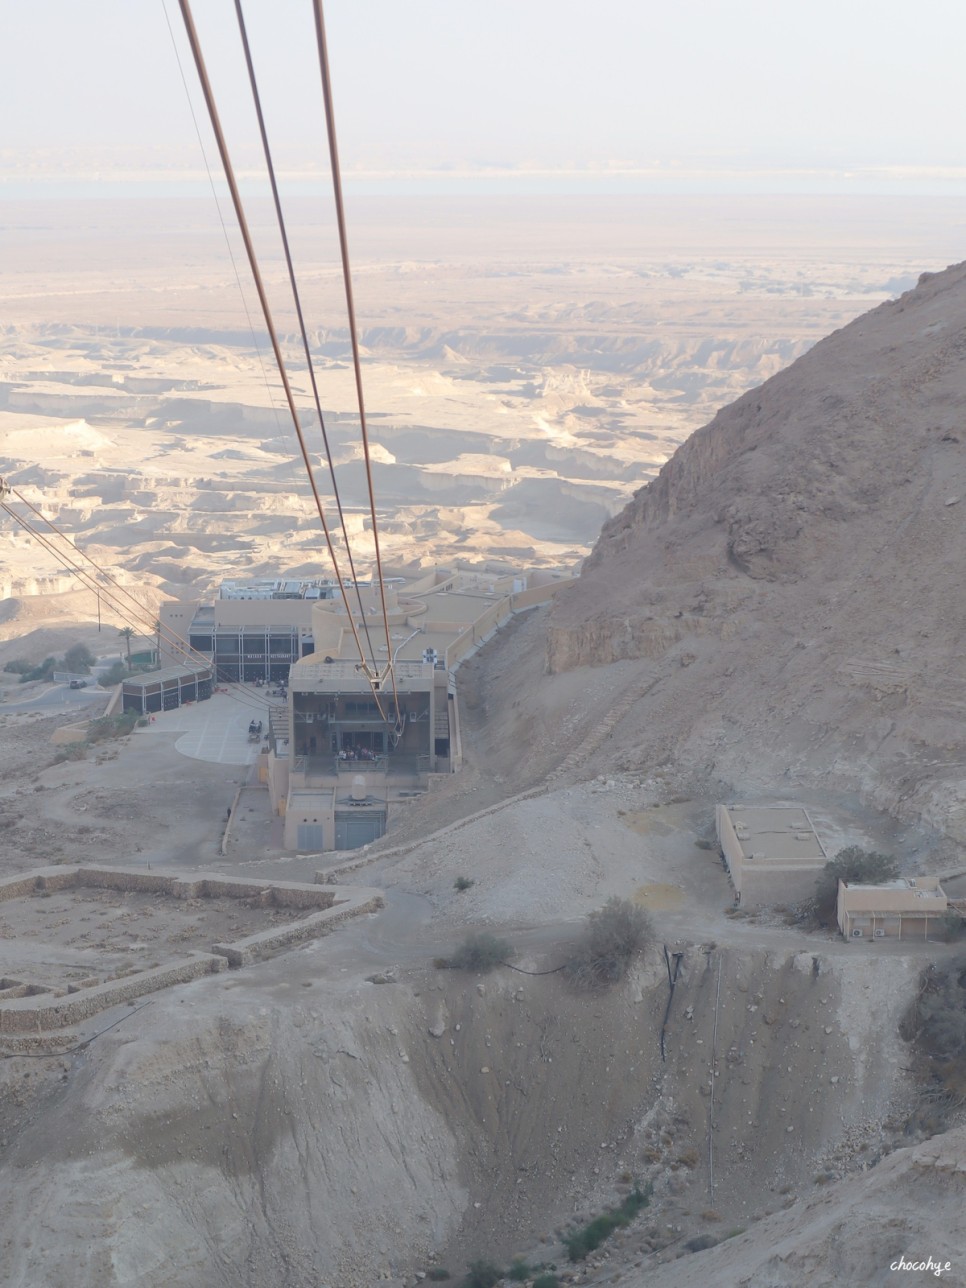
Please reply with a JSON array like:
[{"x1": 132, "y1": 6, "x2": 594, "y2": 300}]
[{"x1": 1, "y1": 0, "x2": 963, "y2": 188}]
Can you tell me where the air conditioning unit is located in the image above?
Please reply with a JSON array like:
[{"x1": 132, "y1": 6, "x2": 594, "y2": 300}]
[
  {"x1": 874, "y1": 929, "x2": 886, "y2": 938},
  {"x1": 422, "y1": 648, "x2": 439, "y2": 666},
  {"x1": 851, "y1": 928, "x2": 863, "y2": 938}
]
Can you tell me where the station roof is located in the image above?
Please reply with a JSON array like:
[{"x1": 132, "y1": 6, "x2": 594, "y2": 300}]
[
  {"x1": 723, "y1": 805, "x2": 827, "y2": 863},
  {"x1": 840, "y1": 878, "x2": 946, "y2": 911},
  {"x1": 288, "y1": 658, "x2": 435, "y2": 694},
  {"x1": 121, "y1": 663, "x2": 212, "y2": 689}
]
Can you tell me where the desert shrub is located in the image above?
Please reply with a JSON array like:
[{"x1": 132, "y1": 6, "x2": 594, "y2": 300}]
[
  {"x1": 426, "y1": 1271, "x2": 451, "y2": 1283},
  {"x1": 565, "y1": 896, "x2": 651, "y2": 990},
  {"x1": 684, "y1": 1234, "x2": 718, "y2": 1252},
  {"x1": 564, "y1": 1185, "x2": 652, "y2": 1261},
  {"x1": 532, "y1": 1276, "x2": 560, "y2": 1288},
  {"x1": 460, "y1": 1261, "x2": 501, "y2": 1288},
  {"x1": 507, "y1": 1261, "x2": 531, "y2": 1281},
  {"x1": 454, "y1": 875, "x2": 475, "y2": 892},
  {"x1": 52, "y1": 743, "x2": 87, "y2": 764},
  {"x1": 3, "y1": 657, "x2": 33, "y2": 674},
  {"x1": 940, "y1": 911, "x2": 965, "y2": 943},
  {"x1": 813, "y1": 847, "x2": 900, "y2": 924},
  {"x1": 87, "y1": 710, "x2": 139, "y2": 743},
  {"x1": 64, "y1": 643, "x2": 95, "y2": 674},
  {"x1": 903, "y1": 955, "x2": 966, "y2": 1107},
  {"x1": 21, "y1": 656, "x2": 57, "y2": 683},
  {"x1": 439, "y1": 933, "x2": 512, "y2": 973},
  {"x1": 98, "y1": 662, "x2": 129, "y2": 687}
]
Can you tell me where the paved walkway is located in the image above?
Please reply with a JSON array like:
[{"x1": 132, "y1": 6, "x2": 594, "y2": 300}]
[{"x1": 137, "y1": 692, "x2": 272, "y2": 766}]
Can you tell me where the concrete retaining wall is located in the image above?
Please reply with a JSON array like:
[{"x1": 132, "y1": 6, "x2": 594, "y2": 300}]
[
  {"x1": 0, "y1": 867, "x2": 383, "y2": 1032},
  {"x1": 213, "y1": 888, "x2": 382, "y2": 965},
  {"x1": 0, "y1": 954, "x2": 226, "y2": 1034}
]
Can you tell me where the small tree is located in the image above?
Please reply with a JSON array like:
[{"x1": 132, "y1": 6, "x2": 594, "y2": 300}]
[
  {"x1": 64, "y1": 642, "x2": 95, "y2": 675},
  {"x1": 118, "y1": 626, "x2": 135, "y2": 667},
  {"x1": 565, "y1": 897, "x2": 651, "y2": 990},
  {"x1": 814, "y1": 847, "x2": 900, "y2": 925},
  {"x1": 98, "y1": 661, "x2": 129, "y2": 688}
]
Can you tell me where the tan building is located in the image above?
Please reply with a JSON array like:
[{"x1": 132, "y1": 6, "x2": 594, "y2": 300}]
[
  {"x1": 159, "y1": 577, "x2": 334, "y2": 683},
  {"x1": 715, "y1": 803, "x2": 828, "y2": 908},
  {"x1": 255, "y1": 564, "x2": 576, "y2": 853},
  {"x1": 274, "y1": 658, "x2": 446, "y2": 852},
  {"x1": 837, "y1": 877, "x2": 948, "y2": 941}
]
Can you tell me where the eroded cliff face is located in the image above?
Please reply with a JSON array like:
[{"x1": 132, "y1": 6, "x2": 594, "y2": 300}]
[{"x1": 544, "y1": 262, "x2": 966, "y2": 837}]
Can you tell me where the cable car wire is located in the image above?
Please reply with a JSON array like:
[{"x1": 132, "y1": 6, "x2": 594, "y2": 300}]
[
  {"x1": 312, "y1": 0, "x2": 403, "y2": 729},
  {"x1": 177, "y1": 0, "x2": 386, "y2": 717},
  {"x1": 233, "y1": 0, "x2": 378, "y2": 668}
]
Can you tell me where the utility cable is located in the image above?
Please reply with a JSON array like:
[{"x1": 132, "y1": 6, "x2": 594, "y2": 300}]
[
  {"x1": 4, "y1": 484, "x2": 272, "y2": 708},
  {"x1": 176, "y1": 0, "x2": 384, "y2": 717},
  {"x1": 233, "y1": 0, "x2": 378, "y2": 668},
  {"x1": 161, "y1": 0, "x2": 286, "y2": 441},
  {"x1": 312, "y1": 0, "x2": 403, "y2": 731},
  {"x1": 0, "y1": 498, "x2": 269, "y2": 715}
]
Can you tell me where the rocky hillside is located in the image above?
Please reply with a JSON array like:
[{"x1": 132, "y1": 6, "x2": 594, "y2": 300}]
[{"x1": 548, "y1": 261, "x2": 966, "y2": 840}]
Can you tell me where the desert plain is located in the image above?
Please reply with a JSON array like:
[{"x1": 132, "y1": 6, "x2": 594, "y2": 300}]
[{"x1": 1, "y1": 192, "x2": 966, "y2": 1287}]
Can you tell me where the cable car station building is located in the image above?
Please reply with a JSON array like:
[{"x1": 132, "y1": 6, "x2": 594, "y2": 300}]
[
  {"x1": 159, "y1": 577, "x2": 337, "y2": 683},
  {"x1": 256, "y1": 565, "x2": 574, "y2": 853}
]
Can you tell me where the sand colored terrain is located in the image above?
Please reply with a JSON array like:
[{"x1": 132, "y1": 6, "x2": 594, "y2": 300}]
[
  {"x1": 3, "y1": 195, "x2": 963, "y2": 656},
  {"x1": 3, "y1": 203, "x2": 966, "y2": 1286}
]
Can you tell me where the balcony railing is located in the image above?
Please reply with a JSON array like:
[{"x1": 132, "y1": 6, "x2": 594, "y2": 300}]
[{"x1": 292, "y1": 752, "x2": 433, "y2": 781}]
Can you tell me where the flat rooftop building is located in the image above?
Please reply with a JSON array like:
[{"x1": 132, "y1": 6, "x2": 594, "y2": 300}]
[
  {"x1": 838, "y1": 877, "x2": 948, "y2": 941},
  {"x1": 715, "y1": 803, "x2": 828, "y2": 908},
  {"x1": 121, "y1": 662, "x2": 212, "y2": 714}
]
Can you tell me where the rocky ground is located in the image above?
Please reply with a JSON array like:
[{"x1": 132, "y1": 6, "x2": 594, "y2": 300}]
[{"x1": 2, "y1": 201, "x2": 966, "y2": 1286}]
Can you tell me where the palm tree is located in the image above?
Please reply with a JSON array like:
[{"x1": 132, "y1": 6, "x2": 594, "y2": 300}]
[{"x1": 118, "y1": 626, "x2": 135, "y2": 669}]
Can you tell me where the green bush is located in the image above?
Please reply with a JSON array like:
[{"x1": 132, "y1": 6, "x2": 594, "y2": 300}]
[
  {"x1": 439, "y1": 933, "x2": 512, "y2": 973},
  {"x1": 532, "y1": 1276, "x2": 560, "y2": 1288},
  {"x1": 3, "y1": 658, "x2": 33, "y2": 674},
  {"x1": 507, "y1": 1261, "x2": 531, "y2": 1282},
  {"x1": 426, "y1": 1272, "x2": 451, "y2": 1283},
  {"x1": 454, "y1": 875, "x2": 475, "y2": 892},
  {"x1": 565, "y1": 897, "x2": 651, "y2": 990},
  {"x1": 940, "y1": 911, "x2": 964, "y2": 943},
  {"x1": 64, "y1": 643, "x2": 95, "y2": 674},
  {"x1": 683, "y1": 1234, "x2": 718, "y2": 1252},
  {"x1": 564, "y1": 1185, "x2": 652, "y2": 1261},
  {"x1": 813, "y1": 847, "x2": 900, "y2": 924},
  {"x1": 21, "y1": 656, "x2": 57, "y2": 683},
  {"x1": 87, "y1": 710, "x2": 139, "y2": 743},
  {"x1": 903, "y1": 954, "x2": 966, "y2": 1105},
  {"x1": 460, "y1": 1261, "x2": 501, "y2": 1288},
  {"x1": 98, "y1": 662, "x2": 129, "y2": 687}
]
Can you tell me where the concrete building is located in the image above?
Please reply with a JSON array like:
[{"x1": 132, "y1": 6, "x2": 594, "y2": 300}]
[
  {"x1": 837, "y1": 877, "x2": 949, "y2": 941},
  {"x1": 121, "y1": 662, "x2": 213, "y2": 714},
  {"x1": 256, "y1": 564, "x2": 575, "y2": 852},
  {"x1": 275, "y1": 657, "x2": 446, "y2": 852},
  {"x1": 159, "y1": 577, "x2": 339, "y2": 683},
  {"x1": 715, "y1": 803, "x2": 828, "y2": 908}
]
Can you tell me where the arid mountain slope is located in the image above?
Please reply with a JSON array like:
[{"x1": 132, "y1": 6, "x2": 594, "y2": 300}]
[{"x1": 548, "y1": 261, "x2": 966, "y2": 839}]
